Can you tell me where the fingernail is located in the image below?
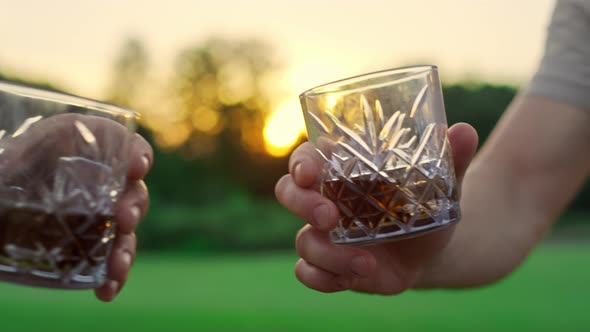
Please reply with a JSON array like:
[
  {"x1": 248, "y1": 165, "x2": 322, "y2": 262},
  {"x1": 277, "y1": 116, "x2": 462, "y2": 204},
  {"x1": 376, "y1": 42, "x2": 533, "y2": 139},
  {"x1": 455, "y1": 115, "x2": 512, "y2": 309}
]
[
  {"x1": 138, "y1": 180, "x2": 148, "y2": 192},
  {"x1": 106, "y1": 280, "x2": 119, "y2": 300},
  {"x1": 141, "y1": 155, "x2": 150, "y2": 170},
  {"x1": 293, "y1": 162, "x2": 302, "y2": 180},
  {"x1": 312, "y1": 204, "x2": 330, "y2": 228},
  {"x1": 130, "y1": 206, "x2": 141, "y2": 221},
  {"x1": 350, "y1": 256, "x2": 370, "y2": 277},
  {"x1": 121, "y1": 251, "x2": 133, "y2": 268}
]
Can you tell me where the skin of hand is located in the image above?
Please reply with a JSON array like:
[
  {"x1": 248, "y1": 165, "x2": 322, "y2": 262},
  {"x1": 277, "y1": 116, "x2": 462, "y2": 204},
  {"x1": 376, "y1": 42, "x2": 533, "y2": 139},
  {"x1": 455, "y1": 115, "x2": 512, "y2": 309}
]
[
  {"x1": 416, "y1": 95, "x2": 590, "y2": 288},
  {"x1": 276, "y1": 93, "x2": 590, "y2": 294},
  {"x1": 0, "y1": 114, "x2": 153, "y2": 302},
  {"x1": 94, "y1": 132, "x2": 152, "y2": 302},
  {"x1": 275, "y1": 123, "x2": 478, "y2": 294}
]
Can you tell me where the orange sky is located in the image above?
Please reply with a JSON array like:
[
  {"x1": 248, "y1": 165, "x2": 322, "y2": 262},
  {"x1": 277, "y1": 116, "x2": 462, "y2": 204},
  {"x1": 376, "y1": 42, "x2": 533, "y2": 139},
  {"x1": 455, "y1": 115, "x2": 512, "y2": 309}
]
[{"x1": 0, "y1": 0, "x2": 555, "y2": 99}]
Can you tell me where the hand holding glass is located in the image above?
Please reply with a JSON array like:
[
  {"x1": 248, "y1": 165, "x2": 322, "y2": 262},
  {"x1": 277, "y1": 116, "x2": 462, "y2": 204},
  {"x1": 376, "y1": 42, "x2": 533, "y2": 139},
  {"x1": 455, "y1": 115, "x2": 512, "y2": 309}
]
[{"x1": 0, "y1": 82, "x2": 137, "y2": 289}]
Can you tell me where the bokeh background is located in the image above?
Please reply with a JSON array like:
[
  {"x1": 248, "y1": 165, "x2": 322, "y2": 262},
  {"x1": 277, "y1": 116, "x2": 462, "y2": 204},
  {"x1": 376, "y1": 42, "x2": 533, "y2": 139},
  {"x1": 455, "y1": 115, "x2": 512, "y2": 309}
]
[{"x1": 0, "y1": 0, "x2": 588, "y2": 331}]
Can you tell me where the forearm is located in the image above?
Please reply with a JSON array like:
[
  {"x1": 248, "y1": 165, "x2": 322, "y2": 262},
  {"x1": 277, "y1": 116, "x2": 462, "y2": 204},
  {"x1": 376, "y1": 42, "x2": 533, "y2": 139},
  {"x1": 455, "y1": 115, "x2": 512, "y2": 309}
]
[
  {"x1": 417, "y1": 159, "x2": 550, "y2": 288},
  {"x1": 417, "y1": 95, "x2": 590, "y2": 288}
]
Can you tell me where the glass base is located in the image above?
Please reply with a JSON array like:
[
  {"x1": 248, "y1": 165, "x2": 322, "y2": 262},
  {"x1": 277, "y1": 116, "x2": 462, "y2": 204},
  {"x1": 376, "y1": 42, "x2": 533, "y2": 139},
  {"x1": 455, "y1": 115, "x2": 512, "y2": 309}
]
[
  {"x1": 330, "y1": 208, "x2": 461, "y2": 246},
  {"x1": 0, "y1": 265, "x2": 106, "y2": 290},
  {"x1": 0, "y1": 271, "x2": 105, "y2": 290}
]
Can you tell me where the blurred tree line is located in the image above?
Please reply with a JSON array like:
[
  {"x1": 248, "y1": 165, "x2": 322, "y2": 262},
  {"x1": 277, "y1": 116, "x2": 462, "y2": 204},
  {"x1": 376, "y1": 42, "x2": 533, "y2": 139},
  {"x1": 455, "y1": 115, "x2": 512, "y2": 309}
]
[
  {"x1": 106, "y1": 38, "x2": 303, "y2": 252},
  {"x1": 0, "y1": 38, "x2": 587, "y2": 252}
]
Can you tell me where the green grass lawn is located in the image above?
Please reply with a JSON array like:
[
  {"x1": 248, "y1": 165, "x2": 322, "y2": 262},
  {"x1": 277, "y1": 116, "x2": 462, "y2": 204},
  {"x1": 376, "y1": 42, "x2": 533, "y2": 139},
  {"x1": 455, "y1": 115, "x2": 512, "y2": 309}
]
[{"x1": 0, "y1": 244, "x2": 588, "y2": 332}]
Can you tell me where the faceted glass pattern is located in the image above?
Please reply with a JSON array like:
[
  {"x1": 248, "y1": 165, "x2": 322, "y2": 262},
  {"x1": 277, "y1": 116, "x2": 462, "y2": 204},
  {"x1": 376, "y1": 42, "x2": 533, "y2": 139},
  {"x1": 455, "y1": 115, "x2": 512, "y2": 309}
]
[
  {"x1": 0, "y1": 82, "x2": 136, "y2": 289},
  {"x1": 300, "y1": 65, "x2": 460, "y2": 245}
]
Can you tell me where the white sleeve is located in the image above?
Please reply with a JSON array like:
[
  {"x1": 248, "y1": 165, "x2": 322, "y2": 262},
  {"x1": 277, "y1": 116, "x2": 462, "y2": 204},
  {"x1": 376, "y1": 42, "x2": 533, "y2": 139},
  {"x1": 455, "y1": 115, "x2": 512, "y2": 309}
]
[{"x1": 527, "y1": 0, "x2": 590, "y2": 112}]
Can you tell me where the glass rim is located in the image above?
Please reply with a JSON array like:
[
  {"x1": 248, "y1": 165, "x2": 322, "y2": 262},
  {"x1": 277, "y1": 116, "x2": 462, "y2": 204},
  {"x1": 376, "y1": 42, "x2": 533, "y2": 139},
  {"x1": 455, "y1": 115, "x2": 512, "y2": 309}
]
[
  {"x1": 299, "y1": 64, "x2": 437, "y2": 98},
  {"x1": 0, "y1": 80, "x2": 139, "y2": 118}
]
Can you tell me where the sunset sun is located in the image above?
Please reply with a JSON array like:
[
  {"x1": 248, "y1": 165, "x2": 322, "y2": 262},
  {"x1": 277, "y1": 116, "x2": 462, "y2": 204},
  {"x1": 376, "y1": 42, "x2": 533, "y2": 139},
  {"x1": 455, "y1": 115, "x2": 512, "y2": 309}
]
[{"x1": 263, "y1": 99, "x2": 306, "y2": 157}]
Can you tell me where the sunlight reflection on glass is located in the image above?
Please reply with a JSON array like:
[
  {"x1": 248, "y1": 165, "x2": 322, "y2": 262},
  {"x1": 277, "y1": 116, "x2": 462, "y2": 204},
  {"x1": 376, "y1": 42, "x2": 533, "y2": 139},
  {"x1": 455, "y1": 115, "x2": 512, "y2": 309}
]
[{"x1": 325, "y1": 94, "x2": 340, "y2": 110}]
